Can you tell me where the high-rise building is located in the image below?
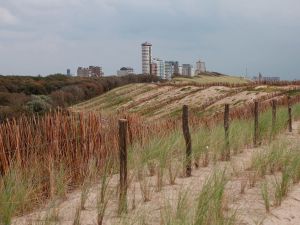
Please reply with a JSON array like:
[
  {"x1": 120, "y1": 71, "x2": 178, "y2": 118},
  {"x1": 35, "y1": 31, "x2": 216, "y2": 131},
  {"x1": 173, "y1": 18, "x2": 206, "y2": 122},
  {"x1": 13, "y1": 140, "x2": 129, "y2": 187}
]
[
  {"x1": 117, "y1": 67, "x2": 134, "y2": 76},
  {"x1": 182, "y1": 64, "x2": 193, "y2": 77},
  {"x1": 77, "y1": 66, "x2": 104, "y2": 77},
  {"x1": 67, "y1": 69, "x2": 71, "y2": 76},
  {"x1": 195, "y1": 60, "x2": 206, "y2": 74},
  {"x1": 141, "y1": 42, "x2": 152, "y2": 75}
]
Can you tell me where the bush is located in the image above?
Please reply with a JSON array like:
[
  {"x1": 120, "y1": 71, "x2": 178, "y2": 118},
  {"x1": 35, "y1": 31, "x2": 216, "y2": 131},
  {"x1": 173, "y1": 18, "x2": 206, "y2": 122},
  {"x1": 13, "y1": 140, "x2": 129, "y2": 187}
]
[{"x1": 26, "y1": 95, "x2": 53, "y2": 114}]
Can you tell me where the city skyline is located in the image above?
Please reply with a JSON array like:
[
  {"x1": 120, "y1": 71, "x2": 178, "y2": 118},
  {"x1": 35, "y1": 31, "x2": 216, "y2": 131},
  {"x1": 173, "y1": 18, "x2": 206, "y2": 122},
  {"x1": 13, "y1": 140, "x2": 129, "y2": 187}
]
[{"x1": 0, "y1": 0, "x2": 300, "y2": 80}]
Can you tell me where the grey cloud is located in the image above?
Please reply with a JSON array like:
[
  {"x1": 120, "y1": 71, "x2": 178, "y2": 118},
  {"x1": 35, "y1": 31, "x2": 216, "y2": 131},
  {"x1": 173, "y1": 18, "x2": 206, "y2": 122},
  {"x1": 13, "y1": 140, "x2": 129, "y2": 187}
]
[{"x1": 0, "y1": 0, "x2": 299, "y2": 79}]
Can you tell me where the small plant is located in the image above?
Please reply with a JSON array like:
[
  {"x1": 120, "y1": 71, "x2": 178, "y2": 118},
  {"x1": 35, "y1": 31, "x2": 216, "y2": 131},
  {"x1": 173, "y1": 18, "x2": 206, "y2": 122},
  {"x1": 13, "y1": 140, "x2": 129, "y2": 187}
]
[
  {"x1": 160, "y1": 189, "x2": 191, "y2": 225},
  {"x1": 248, "y1": 171, "x2": 257, "y2": 188},
  {"x1": 97, "y1": 160, "x2": 113, "y2": 224},
  {"x1": 80, "y1": 159, "x2": 97, "y2": 210},
  {"x1": 73, "y1": 206, "x2": 81, "y2": 225},
  {"x1": 42, "y1": 200, "x2": 60, "y2": 225},
  {"x1": 194, "y1": 170, "x2": 234, "y2": 225},
  {"x1": 138, "y1": 169, "x2": 152, "y2": 202},
  {"x1": 167, "y1": 160, "x2": 178, "y2": 185},
  {"x1": 261, "y1": 181, "x2": 270, "y2": 213},
  {"x1": 240, "y1": 178, "x2": 247, "y2": 194},
  {"x1": 274, "y1": 167, "x2": 291, "y2": 206}
]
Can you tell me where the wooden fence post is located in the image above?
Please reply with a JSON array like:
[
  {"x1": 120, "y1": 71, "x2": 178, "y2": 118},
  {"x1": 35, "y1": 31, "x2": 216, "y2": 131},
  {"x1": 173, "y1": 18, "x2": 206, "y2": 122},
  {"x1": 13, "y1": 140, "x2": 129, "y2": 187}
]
[
  {"x1": 288, "y1": 97, "x2": 292, "y2": 132},
  {"x1": 182, "y1": 105, "x2": 192, "y2": 177},
  {"x1": 223, "y1": 104, "x2": 230, "y2": 161},
  {"x1": 272, "y1": 99, "x2": 277, "y2": 135},
  {"x1": 254, "y1": 101, "x2": 259, "y2": 147},
  {"x1": 118, "y1": 119, "x2": 128, "y2": 214}
]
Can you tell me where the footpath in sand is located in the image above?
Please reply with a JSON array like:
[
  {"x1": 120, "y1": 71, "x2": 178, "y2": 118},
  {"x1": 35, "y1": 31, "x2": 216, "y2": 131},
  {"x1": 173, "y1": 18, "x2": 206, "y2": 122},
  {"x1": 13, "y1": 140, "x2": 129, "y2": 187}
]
[{"x1": 13, "y1": 122, "x2": 300, "y2": 225}]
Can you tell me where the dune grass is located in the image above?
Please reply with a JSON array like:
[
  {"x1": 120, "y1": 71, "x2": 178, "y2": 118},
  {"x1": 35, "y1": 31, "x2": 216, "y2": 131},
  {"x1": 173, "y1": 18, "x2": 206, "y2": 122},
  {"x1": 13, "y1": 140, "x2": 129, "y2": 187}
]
[{"x1": 1, "y1": 99, "x2": 300, "y2": 224}]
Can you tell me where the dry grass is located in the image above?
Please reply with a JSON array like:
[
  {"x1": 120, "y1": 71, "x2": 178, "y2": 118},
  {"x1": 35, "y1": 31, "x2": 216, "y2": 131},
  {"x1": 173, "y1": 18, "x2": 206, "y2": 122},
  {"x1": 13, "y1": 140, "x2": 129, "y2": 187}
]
[{"x1": 1, "y1": 91, "x2": 300, "y2": 223}]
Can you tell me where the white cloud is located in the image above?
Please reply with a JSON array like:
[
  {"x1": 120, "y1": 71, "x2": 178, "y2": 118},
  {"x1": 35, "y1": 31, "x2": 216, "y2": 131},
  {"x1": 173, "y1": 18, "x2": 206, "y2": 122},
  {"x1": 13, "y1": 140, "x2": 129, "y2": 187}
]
[{"x1": 0, "y1": 7, "x2": 18, "y2": 25}]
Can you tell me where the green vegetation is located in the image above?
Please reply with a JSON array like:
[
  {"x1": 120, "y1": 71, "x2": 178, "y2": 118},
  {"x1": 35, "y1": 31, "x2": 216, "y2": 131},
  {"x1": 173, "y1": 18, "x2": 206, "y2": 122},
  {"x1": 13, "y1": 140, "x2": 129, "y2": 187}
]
[{"x1": 0, "y1": 74, "x2": 159, "y2": 121}]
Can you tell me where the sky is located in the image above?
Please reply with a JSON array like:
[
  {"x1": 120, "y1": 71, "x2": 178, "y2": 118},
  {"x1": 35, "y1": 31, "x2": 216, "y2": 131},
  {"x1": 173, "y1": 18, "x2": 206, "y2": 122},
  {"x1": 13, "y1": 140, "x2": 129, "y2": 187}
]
[{"x1": 0, "y1": 0, "x2": 300, "y2": 80}]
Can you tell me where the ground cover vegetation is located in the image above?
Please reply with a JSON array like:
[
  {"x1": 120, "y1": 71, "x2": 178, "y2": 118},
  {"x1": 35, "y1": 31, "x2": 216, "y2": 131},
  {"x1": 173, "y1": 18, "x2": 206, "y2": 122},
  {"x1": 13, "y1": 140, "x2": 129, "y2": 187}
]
[
  {"x1": 1, "y1": 92, "x2": 300, "y2": 224},
  {"x1": 0, "y1": 74, "x2": 159, "y2": 121}
]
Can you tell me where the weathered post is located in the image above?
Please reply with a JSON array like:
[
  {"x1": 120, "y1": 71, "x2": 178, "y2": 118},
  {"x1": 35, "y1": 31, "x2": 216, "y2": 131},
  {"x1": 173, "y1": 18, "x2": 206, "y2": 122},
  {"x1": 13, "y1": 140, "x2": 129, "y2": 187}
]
[
  {"x1": 223, "y1": 104, "x2": 230, "y2": 160},
  {"x1": 254, "y1": 101, "x2": 259, "y2": 147},
  {"x1": 288, "y1": 96, "x2": 292, "y2": 132},
  {"x1": 182, "y1": 105, "x2": 192, "y2": 177},
  {"x1": 118, "y1": 119, "x2": 128, "y2": 214},
  {"x1": 272, "y1": 99, "x2": 277, "y2": 135}
]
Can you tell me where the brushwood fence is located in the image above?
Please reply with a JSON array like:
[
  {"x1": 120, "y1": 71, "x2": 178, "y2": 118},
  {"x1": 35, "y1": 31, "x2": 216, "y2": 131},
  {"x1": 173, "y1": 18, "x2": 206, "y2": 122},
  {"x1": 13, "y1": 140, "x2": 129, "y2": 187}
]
[{"x1": 1, "y1": 92, "x2": 300, "y2": 211}]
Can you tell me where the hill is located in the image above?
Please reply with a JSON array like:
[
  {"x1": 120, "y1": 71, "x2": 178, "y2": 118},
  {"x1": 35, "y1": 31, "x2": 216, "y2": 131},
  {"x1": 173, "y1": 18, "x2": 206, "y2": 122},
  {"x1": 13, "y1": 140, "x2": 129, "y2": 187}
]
[
  {"x1": 71, "y1": 77, "x2": 299, "y2": 120},
  {"x1": 173, "y1": 72, "x2": 250, "y2": 85}
]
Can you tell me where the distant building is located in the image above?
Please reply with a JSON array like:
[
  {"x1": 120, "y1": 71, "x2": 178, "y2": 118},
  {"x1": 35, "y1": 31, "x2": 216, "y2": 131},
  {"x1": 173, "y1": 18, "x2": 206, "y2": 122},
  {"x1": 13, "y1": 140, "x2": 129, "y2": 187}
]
[
  {"x1": 77, "y1": 66, "x2": 104, "y2": 77},
  {"x1": 165, "y1": 61, "x2": 179, "y2": 79},
  {"x1": 253, "y1": 73, "x2": 280, "y2": 82},
  {"x1": 152, "y1": 58, "x2": 165, "y2": 79},
  {"x1": 165, "y1": 61, "x2": 175, "y2": 80},
  {"x1": 150, "y1": 63, "x2": 157, "y2": 76},
  {"x1": 67, "y1": 69, "x2": 71, "y2": 76},
  {"x1": 178, "y1": 65, "x2": 183, "y2": 75},
  {"x1": 77, "y1": 67, "x2": 89, "y2": 77},
  {"x1": 141, "y1": 42, "x2": 152, "y2": 75},
  {"x1": 117, "y1": 67, "x2": 134, "y2": 76},
  {"x1": 182, "y1": 64, "x2": 193, "y2": 77},
  {"x1": 195, "y1": 60, "x2": 206, "y2": 74}
]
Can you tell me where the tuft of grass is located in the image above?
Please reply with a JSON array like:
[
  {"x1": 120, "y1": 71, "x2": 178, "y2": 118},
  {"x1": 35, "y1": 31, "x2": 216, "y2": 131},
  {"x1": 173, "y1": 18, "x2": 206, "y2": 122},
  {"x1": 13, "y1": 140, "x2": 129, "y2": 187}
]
[
  {"x1": 261, "y1": 181, "x2": 270, "y2": 213},
  {"x1": 137, "y1": 169, "x2": 152, "y2": 202},
  {"x1": 97, "y1": 159, "x2": 113, "y2": 224},
  {"x1": 160, "y1": 190, "x2": 191, "y2": 225},
  {"x1": 194, "y1": 170, "x2": 234, "y2": 225},
  {"x1": 0, "y1": 166, "x2": 38, "y2": 225},
  {"x1": 73, "y1": 206, "x2": 81, "y2": 225}
]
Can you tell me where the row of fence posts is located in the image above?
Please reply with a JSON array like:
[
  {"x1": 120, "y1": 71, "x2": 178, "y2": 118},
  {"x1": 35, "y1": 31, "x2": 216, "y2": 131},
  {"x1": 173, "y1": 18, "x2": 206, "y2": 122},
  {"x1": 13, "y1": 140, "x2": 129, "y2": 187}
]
[{"x1": 117, "y1": 97, "x2": 293, "y2": 214}]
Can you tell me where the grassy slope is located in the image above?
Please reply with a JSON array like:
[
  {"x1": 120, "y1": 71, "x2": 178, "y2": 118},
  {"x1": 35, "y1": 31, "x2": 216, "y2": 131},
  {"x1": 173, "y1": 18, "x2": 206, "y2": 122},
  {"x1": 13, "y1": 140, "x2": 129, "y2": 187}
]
[
  {"x1": 71, "y1": 75, "x2": 297, "y2": 120},
  {"x1": 173, "y1": 74, "x2": 250, "y2": 84}
]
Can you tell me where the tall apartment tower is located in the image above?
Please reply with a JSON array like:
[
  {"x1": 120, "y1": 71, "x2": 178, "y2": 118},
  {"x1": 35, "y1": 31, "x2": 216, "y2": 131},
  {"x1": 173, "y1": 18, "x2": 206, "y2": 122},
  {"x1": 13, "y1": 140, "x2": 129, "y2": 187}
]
[{"x1": 141, "y1": 42, "x2": 152, "y2": 74}]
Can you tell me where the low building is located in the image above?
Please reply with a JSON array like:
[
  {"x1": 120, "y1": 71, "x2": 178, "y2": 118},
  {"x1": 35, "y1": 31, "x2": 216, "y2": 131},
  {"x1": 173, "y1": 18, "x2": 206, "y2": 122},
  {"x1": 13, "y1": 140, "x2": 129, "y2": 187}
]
[
  {"x1": 117, "y1": 67, "x2": 134, "y2": 76},
  {"x1": 262, "y1": 77, "x2": 280, "y2": 81},
  {"x1": 77, "y1": 66, "x2": 104, "y2": 77},
  {"x1": 182, "y1": 64, "x2": 193, "y2": 77},
  {"x1": 253, "y1": 73, "x2": 280, "y2": 82}
]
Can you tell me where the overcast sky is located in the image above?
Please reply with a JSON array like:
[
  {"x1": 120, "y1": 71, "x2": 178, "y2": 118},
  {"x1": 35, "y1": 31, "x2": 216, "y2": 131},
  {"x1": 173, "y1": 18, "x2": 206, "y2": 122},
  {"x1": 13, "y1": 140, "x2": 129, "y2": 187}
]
[{"x1": 0, "y1": 0, "x2": 299, "y2": 79}]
